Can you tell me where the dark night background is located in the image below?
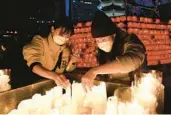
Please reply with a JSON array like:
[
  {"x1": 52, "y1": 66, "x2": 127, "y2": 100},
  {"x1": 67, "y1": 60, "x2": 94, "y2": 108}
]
[
  {"x1": 0, "y1": 0, "x2": 67, "y2": 88},
  {"x1": 0, "y1": 0, "x2": 68, "y2": 31}
]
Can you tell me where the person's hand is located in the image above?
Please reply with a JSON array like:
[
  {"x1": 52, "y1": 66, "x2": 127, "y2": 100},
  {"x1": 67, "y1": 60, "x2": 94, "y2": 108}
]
[
  {"x1": 51, "y1": 72, "x2": 70, "y2": 89},
  {"x1": 81, "y1": 69, "x2": 97, "y2": 92},
  {"x1": 66, "y1": 55, "x2": 81, "y2": 72},
  {"x1": 71, "y1": 54, "x2": 81, "y2": 62},
  {"x1": 66, "y1": 54, "x2": 81, "y2": 72}
]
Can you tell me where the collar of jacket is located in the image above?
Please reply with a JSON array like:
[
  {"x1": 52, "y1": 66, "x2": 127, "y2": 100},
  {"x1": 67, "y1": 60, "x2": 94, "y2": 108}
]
[
  {"x1": 118, "y1": 30, "x2": 128, "y2": 39},
  {"x1": 47, "y1": 34, "x2": 66, "y2": 53}
]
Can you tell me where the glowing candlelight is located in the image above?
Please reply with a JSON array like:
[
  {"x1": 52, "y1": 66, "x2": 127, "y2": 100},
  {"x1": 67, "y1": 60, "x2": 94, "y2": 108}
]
[
  {"x1": 106, "y1": 96, "x2": 118, "y2": 115},
  {"x1": 8, "y1": 72, "x2": 164, "y2": 115}
]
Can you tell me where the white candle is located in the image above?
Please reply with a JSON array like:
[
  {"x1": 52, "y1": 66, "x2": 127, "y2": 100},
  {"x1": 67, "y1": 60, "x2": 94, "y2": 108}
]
[
  {"x1": 127, "y1": 99, "x2": 145, "y2": 115},
  {"x1": 90, "y1": 82, "x2": 107, "y2": 114},
  {"x1": 71, "y1": 81, "x2": 86, "y2": 114},
  {"x1": 17, "y1": 99, "x2": 33, "y2": 114},
  {"x1": 65, "y1": 85, "x2": 71, "y2": 98},
  {"x1": 0, "y1": 74, "x2": 11, "y2": 92},
  {"x1": 8, "y1": 109, "x2": 18, "y2": 115},
  {"x1": 61, "y1": 104, "x2": 72, "y2": 115},
  {"x1": 106, "y1": 96, "x2": 118, "y2": 115},
  {"x1": 49, "y1": 108, "x2": 60, "y2": 115}
]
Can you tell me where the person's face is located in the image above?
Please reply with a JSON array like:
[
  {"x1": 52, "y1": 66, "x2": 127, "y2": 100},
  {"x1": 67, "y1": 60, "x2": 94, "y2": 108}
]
[
  {"x1": 95, "y1": 34, "x2": 116, "y2": 52},
  {"x1": 51, "y1": 26, "x2": 71, "y2": 45}
]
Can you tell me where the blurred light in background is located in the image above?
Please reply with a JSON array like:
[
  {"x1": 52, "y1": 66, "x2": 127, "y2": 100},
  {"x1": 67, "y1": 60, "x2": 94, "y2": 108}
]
[{"x1": 65, "y1": 0, "x2": 69, "y2": 16}]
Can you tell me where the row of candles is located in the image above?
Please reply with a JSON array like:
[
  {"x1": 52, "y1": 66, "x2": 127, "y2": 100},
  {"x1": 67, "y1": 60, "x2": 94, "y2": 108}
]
[
  {"x1": 123, "y1": 18, "x2": 171, "y2": 66},
  {"x1": 134, "y1": 36, "x2": 170, "y2": 46},
  {"x1": 147, "y1": 54, "x2": 171, "y2": 60},
  {"x1": 75, "y1": 22, "x2": 171, "y2": 32},
  {"x1": 126, "y1": 17, "x2": 171, "y2": 65},
  {"x1": 148, "y1": 60, "x2": 171, "y2": 65},
  {"x1": 127, "y1": 22, "x2": 171, "y2": 30},
  {"x1": 128, "y1": 28, "x2": 169, "y2": 35},
  {"x1": 75, "y1": 16, "x2": 171, "y2": 28},
  {"x1": 8, "y1": 71, "x2": 164, "y2": 114}
]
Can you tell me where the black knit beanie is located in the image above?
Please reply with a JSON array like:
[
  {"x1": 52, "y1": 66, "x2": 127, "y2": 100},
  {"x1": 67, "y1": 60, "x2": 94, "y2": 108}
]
[{"x1": 91, "y1": 10, "x2": 117, "y2": 38}]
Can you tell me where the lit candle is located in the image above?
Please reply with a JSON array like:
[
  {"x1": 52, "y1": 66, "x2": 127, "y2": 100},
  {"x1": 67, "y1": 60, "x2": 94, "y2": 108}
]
[
  {"x1": 0, "y1": 74, "x2": 11, "y2": 92},
  {"x1": 90, "y1": 82, "x2": 107, "y2": 114},
  {"x1": 71, "y1": 81, "x2": 86, "y2": 114},
  {"x1": 8, "y1": 109, "x2": 18, "y2": 115},
  {"x1": 134, "y1": 91, "x2": 157, "y2": 114},
  {"x1": 65, "y1": 85, "x2": 71, "y2": 98},
  {"x1": 49, "y1": 108, "x2": 60, "y2": 115},
  {"x1": 106, "y1": 96, "x2": 118, "y2": 115},
  {"x1": 127, "y1": 99, "x2": 145, "y2": 115},
  {"x1": 17, "y1": 99, "x2": 33, "y2": 114}
]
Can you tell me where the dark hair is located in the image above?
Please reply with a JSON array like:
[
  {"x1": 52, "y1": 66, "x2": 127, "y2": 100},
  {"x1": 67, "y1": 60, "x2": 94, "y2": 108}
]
[
  {"x1": 38, "y1": 17, "x2": 74, "y2": 38},
  {"x1": 53, "y1": 17, "x2": 74, "y2": 36}
]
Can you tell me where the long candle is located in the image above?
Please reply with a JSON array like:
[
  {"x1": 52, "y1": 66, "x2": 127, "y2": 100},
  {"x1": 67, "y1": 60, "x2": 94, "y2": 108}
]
[{"x1": 106, "y1": 96, "x2": 118, "y2": 115}]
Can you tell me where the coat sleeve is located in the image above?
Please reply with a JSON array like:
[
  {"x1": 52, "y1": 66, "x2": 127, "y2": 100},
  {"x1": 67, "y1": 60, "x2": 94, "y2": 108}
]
[
  {"x1": 115, "y1": 35, "x2": 146, "y2": 73},
  {"x1": 22, "y1": 35, "x2": 44, "y2": 68}
]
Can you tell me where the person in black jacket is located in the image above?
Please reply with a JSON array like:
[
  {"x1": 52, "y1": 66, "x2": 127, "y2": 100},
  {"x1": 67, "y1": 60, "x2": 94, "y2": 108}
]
[{"x1": 81, "y1": 10, "x2": 147, "y2": 91}]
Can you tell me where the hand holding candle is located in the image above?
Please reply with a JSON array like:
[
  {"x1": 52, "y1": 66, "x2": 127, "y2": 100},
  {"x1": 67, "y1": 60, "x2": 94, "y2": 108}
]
[
  {"x1": 51, "y1": 73, "x2": 70, "y2": 89},
  {"x1": 81, "y1": 69, "x2": 97, "y2": 92}
]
